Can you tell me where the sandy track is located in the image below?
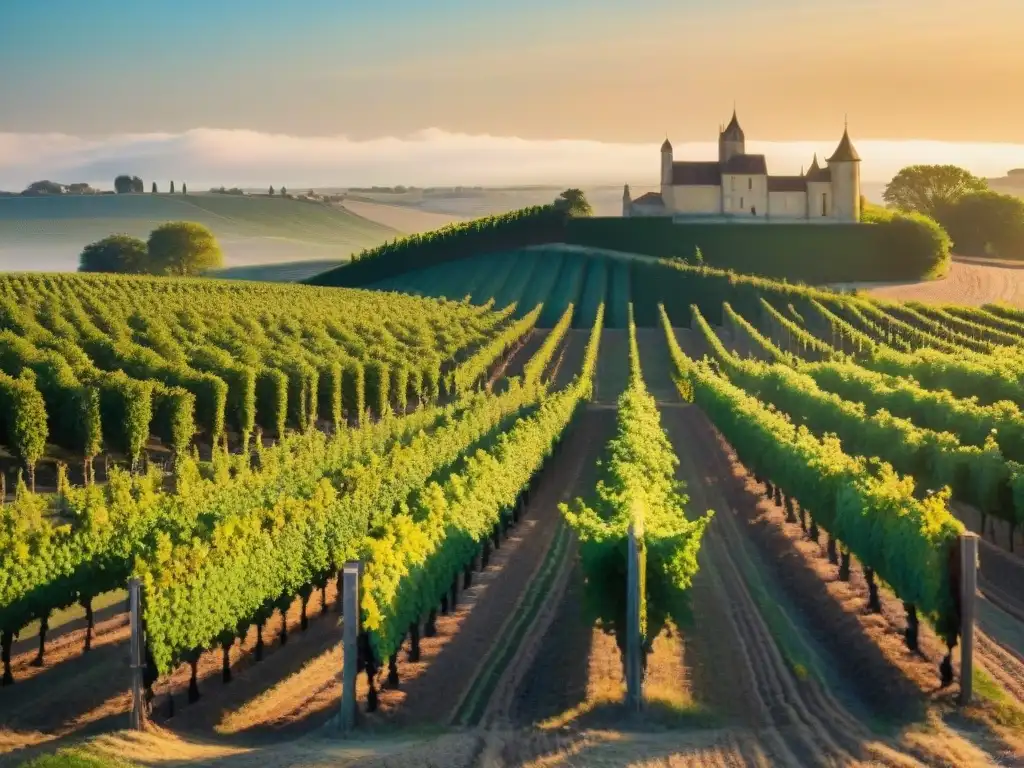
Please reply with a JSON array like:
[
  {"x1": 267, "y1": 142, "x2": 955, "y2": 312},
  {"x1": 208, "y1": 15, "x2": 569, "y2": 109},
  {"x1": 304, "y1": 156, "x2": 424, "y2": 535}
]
[{"x1": 836, "y1": 257, "x2": 1024, "y2": 307}]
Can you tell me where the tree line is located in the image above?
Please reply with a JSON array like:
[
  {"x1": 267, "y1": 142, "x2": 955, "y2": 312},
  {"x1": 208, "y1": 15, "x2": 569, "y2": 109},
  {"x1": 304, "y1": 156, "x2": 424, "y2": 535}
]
[
  {"x1": 883, "y1": 165, "x2": 1024, "y2": 260},
  {"x1": 78, "y1": 222, "x2": 224, "y2": 276}
]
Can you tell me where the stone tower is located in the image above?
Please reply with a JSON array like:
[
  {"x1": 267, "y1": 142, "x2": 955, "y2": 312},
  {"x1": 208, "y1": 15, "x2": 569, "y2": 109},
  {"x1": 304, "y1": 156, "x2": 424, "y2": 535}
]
[
  {"x1": 718, "y1": 109, "x2": 745, "y2": 164},
  {"x1": 660, "y1": 138, "x2": 674, "y2": 210},
  {"x1": 805, "y1": 153, "x2": 832, "y2": 219},
  {"x1": 826, "y1": 123, "x2": 862, "y2": 223}
]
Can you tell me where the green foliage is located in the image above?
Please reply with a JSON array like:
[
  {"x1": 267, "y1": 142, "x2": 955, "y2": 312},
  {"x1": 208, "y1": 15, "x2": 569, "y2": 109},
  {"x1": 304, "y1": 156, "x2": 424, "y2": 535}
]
[
  {"x1": 305, "y1": 205, "x2": 570, "y2": 287},
  {"x1": 562, "y1": 306, "x2": 711, "y2": 659},
  {"x1": 0, "y1": 371, "x2": 48, "y2": 479},
  {"x1": 451, "y1": 305, "x2": 542, "y2": 395},
  {"x1": 882, "y1": 164, "x2": 988, "y2": 218},
  {"x1": 860, "y1": 205, "x2": 951, "y2": 280},
  {"x1": 362, "y1": 304, "x2": 604, "y2": 661},
  {"x1": 663, "y1": 303, "x2": 964, "y2": 636},
  {"x1": 938, "y1": 190, "x2": 1024, "y2": 259},
  {"x1": 114, "y1": 175, "x2": 143, "y2": 194},
  {"x1": 523, "y1": 304, "x2": 574, "y2": 385},
  {"x1": 146, "y1": 221, "x2": 224, "y2": 275},
  {"x1": 565, "y1": 216, "x2": 950, "y2": 283},
  {"x1": 341, "y1": 360, "x2": 365, "y2": 426},
  {"x1": 78, "y1": 235, "x2": 148, "y2": 275},
  {"x1": 554, "y1": 188, "x2": 594, "y2": 217}
]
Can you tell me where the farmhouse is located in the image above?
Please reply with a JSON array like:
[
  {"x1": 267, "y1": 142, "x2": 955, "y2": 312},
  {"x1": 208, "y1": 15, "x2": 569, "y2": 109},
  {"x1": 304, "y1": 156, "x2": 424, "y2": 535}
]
[{"x1": 623, "y1": 110, "x2": 861, "y2": 223}]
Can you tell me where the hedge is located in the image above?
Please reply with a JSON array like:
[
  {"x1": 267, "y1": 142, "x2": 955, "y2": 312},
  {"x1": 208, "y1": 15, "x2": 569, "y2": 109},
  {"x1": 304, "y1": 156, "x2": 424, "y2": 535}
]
[
  {"x1": 305, "y1": 205, "x2": 569, "y2": 287},
  {"x1": 565, "y1": 211, "x2": 950, "y2": 284}
]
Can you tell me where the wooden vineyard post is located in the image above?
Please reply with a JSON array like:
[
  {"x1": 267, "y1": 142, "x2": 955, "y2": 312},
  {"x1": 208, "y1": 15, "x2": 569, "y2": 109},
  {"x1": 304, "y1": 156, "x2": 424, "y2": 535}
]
[
  {"x1": 128, "y1": 578, "x2": 144, "y2": 731},
  {"x1": 625, "y1": 523, "x2": 643, "y2": 712},
  {"x1": 340, "y1": 561, "x2": 361, "y2": 733},
  {"x1": 959, "y1": 533, "x2": 979, "y2": 706}
]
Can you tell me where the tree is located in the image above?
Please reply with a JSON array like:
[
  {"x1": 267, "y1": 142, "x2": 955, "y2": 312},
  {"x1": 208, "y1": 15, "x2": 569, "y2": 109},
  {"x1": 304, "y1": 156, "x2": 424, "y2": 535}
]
[
  {"x1": 147, "y1": 221, "x2": 223, "y2": 275},
  {"x1": 269, "y1": 185, "x2": 275, "y2": 196},
  {"x1": 114, "y1": 175, "x2": 135, "y2": 194},
  {"x1": 281, "y1": 186, "x2": 287, "y2": 196},
  {"x1": 78, "y1": 234, "x2": 148, "y2": 274},
  {"x1": 882, "y1": 165, "x2": 988, "y2": 218},
  {"x1": 182, "y1": 183, "x2": 187, "y2": 195},
  {"x1": 555, "y1": 188, "x2": 593, "y2": 216},
  {"x1": 939, "y1": 190, "x2": 1024, "y2": 259},
  {"x1": 152, "y1": 182, "x2": 158, "y2": 194},
  {"x1": 21, "y1": 180, "x2": 65, "y2": 196},
  {"x1": 169, "y1": 181, "x2": 175, "y2": 194},
  {"x1": 131, "y1": 176, "x2": 144, "y2": 193}
]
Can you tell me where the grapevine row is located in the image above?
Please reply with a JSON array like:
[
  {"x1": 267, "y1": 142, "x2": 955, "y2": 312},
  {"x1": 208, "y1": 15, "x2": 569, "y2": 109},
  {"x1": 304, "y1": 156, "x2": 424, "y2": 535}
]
[
  {"x1": 561, "y1": 304, "x2": 712, "y2": 664},
  {"x1": 660, "y1": 303, "x2": 964, "y2": 644}
]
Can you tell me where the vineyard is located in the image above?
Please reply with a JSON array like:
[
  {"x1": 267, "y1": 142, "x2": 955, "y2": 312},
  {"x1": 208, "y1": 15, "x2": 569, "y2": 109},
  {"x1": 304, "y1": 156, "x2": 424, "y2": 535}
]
[{"x1": 3, "y1": 242, "x2": 1024, "y2": 767}]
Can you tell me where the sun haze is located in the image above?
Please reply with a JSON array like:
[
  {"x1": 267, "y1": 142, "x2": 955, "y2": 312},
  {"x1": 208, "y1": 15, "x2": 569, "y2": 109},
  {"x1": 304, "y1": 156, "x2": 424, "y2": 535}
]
[{"x1": 2, "y1": 0, "x2": 1021, "y2": 142}]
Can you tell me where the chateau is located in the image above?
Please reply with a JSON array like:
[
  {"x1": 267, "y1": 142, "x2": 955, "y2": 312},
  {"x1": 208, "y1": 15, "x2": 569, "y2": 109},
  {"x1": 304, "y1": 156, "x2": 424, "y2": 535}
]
[{"x1": 623, "y1": 111, "x2": 862, "y2": 223}]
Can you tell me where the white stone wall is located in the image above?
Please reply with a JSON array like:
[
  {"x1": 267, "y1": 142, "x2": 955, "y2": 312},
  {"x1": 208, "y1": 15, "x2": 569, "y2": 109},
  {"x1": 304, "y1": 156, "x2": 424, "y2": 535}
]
[
  {"x1": 806, "y1": 181, "x2": 833, "y2": 219},
  {"x1": 630, "y1": 202, "x2": 669, "y2": 217},
  {"x1": 671, "y1": 185, "x2": 721, "y2": 214},
  {"x1": 829, "y1": 162, "x2": 861, "y2": 222},
  {"x1": 768, "y1": 191, "x2": 807, "y2": 218},
  {"x1": 721, "y1": 175, "x2": 768, "y2": 216}
]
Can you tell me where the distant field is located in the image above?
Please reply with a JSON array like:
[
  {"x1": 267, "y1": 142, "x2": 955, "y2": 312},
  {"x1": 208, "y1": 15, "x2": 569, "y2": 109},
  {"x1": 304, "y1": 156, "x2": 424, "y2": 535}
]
[
  {"x1": 346, "y1": 186, "x2": 657, "y2": 218},
  {"x1": 339, "y1": 199, "x2": 467, "y2": 232},
  {"x1": 0, "y1": 193, "x2": 398, "y2": 272}
]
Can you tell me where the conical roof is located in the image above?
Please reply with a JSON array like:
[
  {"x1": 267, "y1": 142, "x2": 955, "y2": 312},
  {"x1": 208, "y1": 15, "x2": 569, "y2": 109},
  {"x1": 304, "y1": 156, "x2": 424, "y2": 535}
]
[
  {"x1": 805, "y1": 153, "x2": 831, "y2": 182},
  {"x1": 721, "y1": 109, "x2": 744, "y2": 140},
  {"x1": 827, "y1": 127, "x2": 861, "y2": 162},
  {"x1": 661, "y1": 138, "x2": 673, "y2": 152}
]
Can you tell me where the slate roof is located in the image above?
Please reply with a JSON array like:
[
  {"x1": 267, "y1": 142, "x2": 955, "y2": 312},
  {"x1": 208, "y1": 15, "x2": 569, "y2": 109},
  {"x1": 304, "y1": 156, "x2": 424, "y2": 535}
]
[
  {"x1": 672, "y1": 161, "x2": 722, "y2": 186},
  {"x1": 721, "y1": 110, "x2": 745, "y2": 140},
  {"x1": 767, "y1": 176, "x2": 807, "y2": 192},
  {"x1": 805, "y1": 155, "x2": 832, "y2": 182},
  {"x1": 827, "y1": 128, "x2": 861, "y2": 162},
  {"x1": 722, "y1": 154, "x2": 768, "y2": 174},
  {"x1": 661, "y1": 138, "x2": 673, "y2": 152},
  {"x1": 633, "y1": 192, "x2": 664, "y2": 205}
]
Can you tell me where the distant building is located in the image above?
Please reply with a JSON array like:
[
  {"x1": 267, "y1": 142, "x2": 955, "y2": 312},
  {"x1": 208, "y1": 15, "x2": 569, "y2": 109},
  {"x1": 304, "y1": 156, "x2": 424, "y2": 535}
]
[{"x1": 623, "y1": 110, "x2": 862, "y2": 223}]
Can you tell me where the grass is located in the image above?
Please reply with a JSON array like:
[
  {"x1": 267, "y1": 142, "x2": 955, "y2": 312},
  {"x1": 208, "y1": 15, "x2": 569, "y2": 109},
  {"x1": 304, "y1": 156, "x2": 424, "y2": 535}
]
[
  {"x1": 0, "y1": 194, "x2": 397, "y2": 272},
  {"x1": 19, "y1": 749, "x2": 138, "y2": 768},
  {"x1": 17, "y1": 589, "x2": 126, "y2": 644},
  {"x1": 212, "y1": 259, "x2": 346, "y2": 283},
  {"x1": 973, "y1": 668, "x2": 1024, "y2": 730}
]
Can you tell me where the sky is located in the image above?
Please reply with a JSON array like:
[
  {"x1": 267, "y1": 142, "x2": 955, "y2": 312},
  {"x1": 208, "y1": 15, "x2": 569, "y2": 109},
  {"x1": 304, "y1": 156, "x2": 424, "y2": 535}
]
[{"x1": 2, "y1": 0, "x2": 1023, "y2": 188}]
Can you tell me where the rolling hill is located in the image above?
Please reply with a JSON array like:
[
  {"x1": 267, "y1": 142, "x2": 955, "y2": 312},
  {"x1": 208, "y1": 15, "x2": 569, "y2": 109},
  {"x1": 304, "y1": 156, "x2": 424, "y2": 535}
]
[{"x1": 0, "y1": 193, "x2": 398, "y2": 273}]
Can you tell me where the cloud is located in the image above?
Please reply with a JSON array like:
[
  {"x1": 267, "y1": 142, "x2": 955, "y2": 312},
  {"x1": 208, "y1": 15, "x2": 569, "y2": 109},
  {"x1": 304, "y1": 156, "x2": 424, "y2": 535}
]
[{"x1": 2, "y1": 128, "x2": 1024, "y2": 191}]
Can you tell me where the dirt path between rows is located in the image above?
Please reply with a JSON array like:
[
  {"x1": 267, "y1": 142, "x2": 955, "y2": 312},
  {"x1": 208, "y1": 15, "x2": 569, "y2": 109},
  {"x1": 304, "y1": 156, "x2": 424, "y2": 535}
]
[{"x1": 674, "y1": 406, "x2": 1017, "y2": 766}]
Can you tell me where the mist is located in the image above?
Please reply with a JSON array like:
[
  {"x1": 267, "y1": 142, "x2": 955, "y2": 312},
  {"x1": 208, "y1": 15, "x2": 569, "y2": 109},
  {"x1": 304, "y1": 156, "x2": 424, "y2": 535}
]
[{"x1": 3, "y1": 128, "x2": 1024, "y2": 192}]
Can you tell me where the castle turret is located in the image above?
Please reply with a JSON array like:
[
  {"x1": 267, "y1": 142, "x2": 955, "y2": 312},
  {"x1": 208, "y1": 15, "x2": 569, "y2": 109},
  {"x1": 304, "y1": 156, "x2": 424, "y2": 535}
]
[
  {"x1": 660, "y1": 137, "x2": 673, "y2": 186},
  {"x1": 805, "y1": 153, "x2": 832, "y2": 219},
  {"x1": 660, "y1": 138, "x2": 674, "y2": 211},
  {"x1": 622, "y1": 183, "x2": 632, "y2": 217},
  {"x1": 826, "y1": 123, "x2": 862, "y2": 223},
  {"x1": 718, "y1": 108, "x2": 745, "y2": 163}
]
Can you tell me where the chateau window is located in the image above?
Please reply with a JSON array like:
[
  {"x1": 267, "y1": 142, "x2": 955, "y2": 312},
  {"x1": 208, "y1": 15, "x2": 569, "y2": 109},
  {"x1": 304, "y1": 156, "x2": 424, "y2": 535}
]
[
  {"x1": 821, "y1": 193, "x2": 827, "y2": 216},
  {"x1": 740, "y1": 197, "x2": 744, "y2": 209},
  {"x1": 731, "y1": 177, "x2": 736, "y2": 191},
  {"x1": 748, "y1": 178, "x2": 752, "y2": 190}
]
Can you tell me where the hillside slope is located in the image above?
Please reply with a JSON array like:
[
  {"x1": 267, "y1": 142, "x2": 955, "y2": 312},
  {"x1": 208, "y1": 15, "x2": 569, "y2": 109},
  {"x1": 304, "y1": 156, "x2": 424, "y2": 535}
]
[{"x1": 0, "y1": 194, "x2": 398, "y2": 272}]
